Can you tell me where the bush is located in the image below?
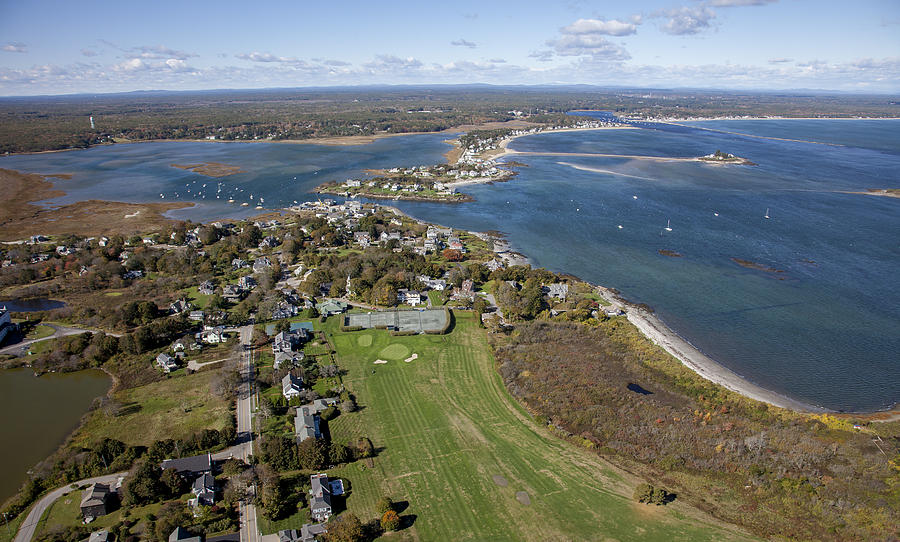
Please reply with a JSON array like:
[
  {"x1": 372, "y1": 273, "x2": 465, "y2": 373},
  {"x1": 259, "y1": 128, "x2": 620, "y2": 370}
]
[
  {"x1": 375, "y1": 496, "x2": 394, "y2": 515},
  {"x1": 381, "y1": 509, "x2": 401, "y2": 531},
  {"x1": 320, "y1": 406, "x2": 339, "y2": 421},
  {"x1": 633, "y1": 483, "x2": 672, "y2": 505}
]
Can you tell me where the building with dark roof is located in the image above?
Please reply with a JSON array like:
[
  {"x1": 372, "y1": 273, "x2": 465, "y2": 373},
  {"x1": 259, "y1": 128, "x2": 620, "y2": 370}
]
[
  {"x1": 160, "y1": 453, "x2": 212, "y2": 477},
  {"x1": 309, "y1": 474, "x2": 333, "y2": 522},
  {"x1": 80, "y1": 483, "x2": 113, "y2": 520}
]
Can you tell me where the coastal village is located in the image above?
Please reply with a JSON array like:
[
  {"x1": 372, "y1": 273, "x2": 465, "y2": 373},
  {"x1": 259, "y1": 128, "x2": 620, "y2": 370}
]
[
  {"x1": 0, "y1": 121, "x2": 896, "y2": 542},
  {"x1": 314, "y1": 116, "x2": 625, "y2": 203},
  {"x1": 0, "y1": 188, "x2": 634, "y2": 542}
]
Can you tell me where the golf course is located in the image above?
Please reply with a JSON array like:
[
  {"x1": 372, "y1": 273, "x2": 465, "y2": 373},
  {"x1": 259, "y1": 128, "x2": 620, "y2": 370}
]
[{"x1": 323, "y1": 311, "x2": 757, "y2": 541}]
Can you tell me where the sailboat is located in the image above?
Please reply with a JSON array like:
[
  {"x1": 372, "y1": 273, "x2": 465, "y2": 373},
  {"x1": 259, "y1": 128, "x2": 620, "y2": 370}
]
[
  {"x1": 665, "y1": 219, "x2": 672, "y2": 232},
  {"x1": 764, "y1": 208, "x2": 770, "y2": 219}
]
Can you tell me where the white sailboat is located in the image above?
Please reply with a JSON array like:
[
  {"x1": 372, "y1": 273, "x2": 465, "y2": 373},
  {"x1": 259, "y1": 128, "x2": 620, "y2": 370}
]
[
  {"x1": 764, "y1": 208, "x2": 770, "y2": 219},
  {"x1": 665, "y1": 219, "x2": 672, "y2": 232}
]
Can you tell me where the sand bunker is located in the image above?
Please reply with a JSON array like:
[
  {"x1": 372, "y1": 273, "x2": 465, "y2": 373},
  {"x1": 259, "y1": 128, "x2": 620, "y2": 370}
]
[
  {"x1": 492, "y1": 475, "x2": 509, "y2": 487},
  {"x1": 373, "y1": 359, "x2": 388, "y2": 365},
  {"x1": 515, "y1": 491, "x2": 531, "y2": 505},
  {"x1": 404, "y1": 353, "x2": 419, "y2": 363}
]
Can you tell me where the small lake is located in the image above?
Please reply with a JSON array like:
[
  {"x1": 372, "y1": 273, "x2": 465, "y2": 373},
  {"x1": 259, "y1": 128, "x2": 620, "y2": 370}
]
[
  {"x1": 0, "y1": 298, "x2": 67, "y2": 312},
  {"x1": 0, "y1": 368, "x2": 111, "y2": 503}
]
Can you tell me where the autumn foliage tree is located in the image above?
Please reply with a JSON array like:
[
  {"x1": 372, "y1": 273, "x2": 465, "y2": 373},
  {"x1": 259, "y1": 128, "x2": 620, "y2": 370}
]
[{"x1": 381, "y1": 509, "x2": 401, "y2": 531}]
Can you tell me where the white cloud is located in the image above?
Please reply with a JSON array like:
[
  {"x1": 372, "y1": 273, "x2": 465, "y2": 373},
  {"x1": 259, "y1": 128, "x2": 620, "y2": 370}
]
[
  {"x1": 2, "y1": 42, "x2": 27, "y2": 53},
  {"x1": 114, "y1": 58, "x2": 147, "y2": 72},
  {"x1": 768, "y1": 57, "x2": 793, "y2": 64},
  {"x1": 113, "y1": 57, "x2": 198, "y2": 74},
  {"x1": 130, "y1": 45, "x2": 196, "y2": 60},
  {"x1": 81, "y1": 49, "x2": 98, "y2": 57},
  {"x1": 488, "y1": 58, "x2": 507, "y2": 63},
  {"x1": 562, "y1": 18, "x2": 638, "y2": 37},
  {"x1": 657, "y1": 6, "x2": 716, "y2": 35},
  {"x1": 529, "y1": 50, "x2": 555, "y2": 62},
  {"x1": 548, "y1": 34, "x2": 631, "y2": 60},
  {"x1": 363, "y1": 55, "x2": 423, "y2": 71},
  {"x1": 450, "y1": 39, "x2": 477, "y2": 48}
]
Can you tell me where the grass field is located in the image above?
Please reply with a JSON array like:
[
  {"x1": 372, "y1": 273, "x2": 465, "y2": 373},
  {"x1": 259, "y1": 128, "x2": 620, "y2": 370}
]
[
  {"x1": 323, "y1": 312, "x2": 756, "y2": 541},
  {"x1": 25, "y1": 324, "x2": 55, "y2": 340},
  {"x1": 34, "y1": 489, "x2": 163, "y2": 540},
  {"x1": 70, "y1": 369, "x2": 233, "y2": 448}
]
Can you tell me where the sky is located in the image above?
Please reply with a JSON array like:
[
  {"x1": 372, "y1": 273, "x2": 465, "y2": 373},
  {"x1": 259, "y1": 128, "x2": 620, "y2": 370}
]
[{"x1": 1, "y1": 0, "x2": 899, "y2": 96}]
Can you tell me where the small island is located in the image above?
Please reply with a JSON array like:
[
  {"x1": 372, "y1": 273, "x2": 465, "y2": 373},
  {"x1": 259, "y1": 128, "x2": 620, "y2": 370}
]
[
  {"x1": 171, "y1": 162, "x2": 245, "y2": 177},
  {"x1": 314, "y1": 161, "x2": 516, "y2": 203},
  {"x1": 698, "y1": 150, "x2": 756, "y2": 165}
]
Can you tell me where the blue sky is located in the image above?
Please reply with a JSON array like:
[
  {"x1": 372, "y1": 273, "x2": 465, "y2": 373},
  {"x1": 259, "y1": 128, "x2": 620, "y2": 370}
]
[{"x1": 1, "y1": 0, "x2": 898, "y2": 96}]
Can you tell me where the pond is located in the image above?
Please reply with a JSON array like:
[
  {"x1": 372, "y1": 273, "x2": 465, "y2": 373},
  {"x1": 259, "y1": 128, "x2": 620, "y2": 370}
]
[
  {"x1": 0, "y1": 298, "x2": 67, "y2": 312},
  {"x1": 0, "y1": 368, "x2": 111, "y2": 503}
]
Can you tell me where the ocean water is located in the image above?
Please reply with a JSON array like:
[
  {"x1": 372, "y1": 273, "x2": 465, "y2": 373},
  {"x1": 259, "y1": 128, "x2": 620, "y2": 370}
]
[
  {"x1": 1, "y1": 134, "x2": 453, "y2": 222},
  {"x1": 392, "y1": 118, "x2": 900, "y2": 412},
  {"x1": 2, "y1": 119, "x2": 898, "y2": 411}
]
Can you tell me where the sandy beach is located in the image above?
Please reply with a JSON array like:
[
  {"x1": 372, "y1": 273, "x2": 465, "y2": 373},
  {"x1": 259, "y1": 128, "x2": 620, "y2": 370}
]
[{"x1": 594, "y1": 287, "x2": 828, "y2": 413}]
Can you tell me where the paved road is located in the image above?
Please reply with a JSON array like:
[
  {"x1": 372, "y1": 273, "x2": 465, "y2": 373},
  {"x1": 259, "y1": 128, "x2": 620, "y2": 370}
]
[
  {"x1": 235, "y1": 325, "x2": 260, "y2": 542},
  {"x1": 13, "y1": 472, "x2": 127, "y2": 542},
  {"x1": 0, "y1": 324, "x2": 121, "y2": 356}
]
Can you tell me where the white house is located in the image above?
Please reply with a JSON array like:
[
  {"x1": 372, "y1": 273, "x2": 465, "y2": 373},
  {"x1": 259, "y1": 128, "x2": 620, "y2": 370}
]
[{"x1": 282, "y1": 373, "x2": 304, "y2": 400}]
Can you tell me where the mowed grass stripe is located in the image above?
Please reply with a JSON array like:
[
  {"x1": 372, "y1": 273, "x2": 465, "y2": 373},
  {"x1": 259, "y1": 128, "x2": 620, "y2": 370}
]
[{"x1": 325, "y1": 314, "x2": 757, "y2": 542}]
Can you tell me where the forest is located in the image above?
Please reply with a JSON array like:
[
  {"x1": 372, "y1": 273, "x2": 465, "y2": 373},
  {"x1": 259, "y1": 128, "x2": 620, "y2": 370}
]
[{"x1": 2, "y1": 86, "x2": 897, "y2": 153}]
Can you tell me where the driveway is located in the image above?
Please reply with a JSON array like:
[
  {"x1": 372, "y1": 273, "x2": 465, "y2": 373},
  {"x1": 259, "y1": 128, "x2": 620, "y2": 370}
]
[{"x1": 13, "y1": 471, "x2": 127, "y2": 542}]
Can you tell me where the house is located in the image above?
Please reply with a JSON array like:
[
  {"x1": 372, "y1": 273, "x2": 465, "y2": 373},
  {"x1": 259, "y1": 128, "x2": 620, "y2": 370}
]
[
  {"x1": 418, "y1": 277, "x2": 446, "y2": 291},
  {"x1": 168, "y1": 527, "x2": 202, "y2": 542},
  {"x1": 170, "y1": 299, "x2": 191, "y2": 315},
  {"x1": 282, "y1": 373, "x2": 304, "y2": 400},
  {"x1": 452, "y1": 279, "x2": 475, "y2": 301},
  {"x1": 316, "y1": 300, "x2": 348, "y2": 317},
  {"x1": 604, "y1": 307, "x2": 625, "y2": 317},
  {"x1": 231, "y1": 258, "x2": 248, "y2": 270},
  {"x1": 272, "y1": 301, "x2": 299, "y2": 320},
  {"x1": 397, "y1": 289, "x2": 422, "y2": 306},
  {"x1": 238, "y1": 275, "x2": 257, "y2": 290},
  {"x1": 191, "y1": 472, "x2": 215, "y2": 507},
  {"x1": 122, "y1": 270, "x2": 143, "y2": 280},
  {"x1": 294, "y1": 404, "x2": 321, "y2": 443},
  {"x1": 156, "y1": 353, "x2": 178, "y2": 373},
  {"x1": 0, "y1": 306, "x2": 14, "y2": 345},
  {"x1": 88, "y1": 530, "x2": 112, "y2": 542},
  {"x1": 353, "y1": 232, "x2": 371, "y2": 247},
  {"x1": 258, "y1": 236, "x2": 278, "y2": 249},
  {"x1": 223, "y1": 284, "x2": 243, "y2": 303},
  {"x1": 253, "y1": 257, "x2": 272, "y2": 274},
  {"x1": 309, "y1": 474, "x2": 333, "y2": 522},
  {"x1": 189, "y1": 310, "x2": 205, "y2": 322},
  {"x1": 201, "y1": 326, "x2": 226, "y2": 344},
  {"x1": 544, "y1": 283, "x2": 568, "y2": 301},
  {"x1": 80, "y1": 483, "x2": 113, "y2": 520},
  {"x1": 274, "y1": 350, "x2": 305, "y2": 371},
  {"x1": 160, "y1": 453, "x2": 212, "y2": 477},
  {"x1": 273, "y1": 329, "x2": 308, "y2": 354},
  {"x1": 198, "y1": 281, "x2": 216, "y2": 295},
  {"x1": 485, "y1": 259, "x2": 504, "y2": 272},
  {"x1": 279, "y1": 523, "x2": 327, "y2": 542}
]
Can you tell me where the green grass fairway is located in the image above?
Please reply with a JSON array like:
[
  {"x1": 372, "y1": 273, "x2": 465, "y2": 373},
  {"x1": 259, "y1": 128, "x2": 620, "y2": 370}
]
[
  {"x1": 357, "y1": 334, "x2": 373, "y2": 347},
  {"x1": 378, "y1": 343, "x2": 410, "y2": 360},
  {"x1": 70, "y1": 369, "x2": 233, "y2": 447},
  {"x1": 324, "y1": 312, "x2": 755, "y2": 541}
]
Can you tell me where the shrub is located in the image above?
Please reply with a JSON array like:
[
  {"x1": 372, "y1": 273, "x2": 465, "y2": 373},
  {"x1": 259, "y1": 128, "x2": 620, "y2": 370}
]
[
  {"x1": 375, "y1": 496, "x2": 394, "y2": 514},
  {"x1": 381, "y1": 509, "x2": 401, "y2": 531}
]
